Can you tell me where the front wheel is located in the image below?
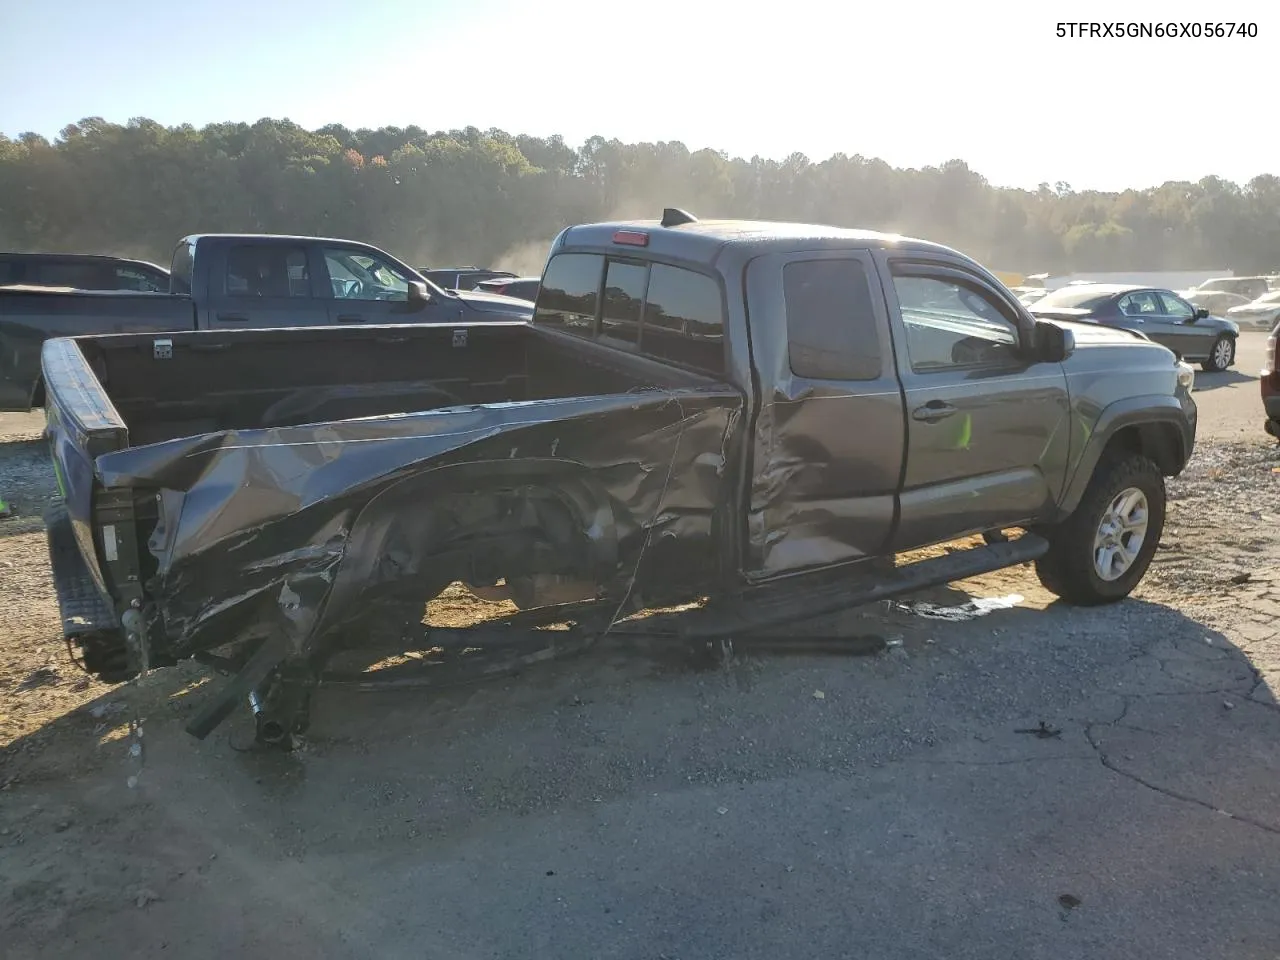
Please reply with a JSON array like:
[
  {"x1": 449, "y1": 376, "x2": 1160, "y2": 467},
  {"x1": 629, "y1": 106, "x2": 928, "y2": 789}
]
[
  {"x1": 1034, "y1": 454, "x2": 1166, "y2": 605},
  {"x1": 1202, "y1": 334, "x2": 1235, "y2": 372}
]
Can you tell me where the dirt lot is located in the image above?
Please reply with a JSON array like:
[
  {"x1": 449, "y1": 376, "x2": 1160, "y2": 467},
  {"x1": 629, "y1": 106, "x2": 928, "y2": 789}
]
[{"x1": 2, "y1": 334, "x2": 1279, "y2": 959}]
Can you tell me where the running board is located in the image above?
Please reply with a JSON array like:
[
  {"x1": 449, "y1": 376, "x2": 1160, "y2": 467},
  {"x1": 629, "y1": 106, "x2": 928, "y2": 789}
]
[{"x1": 668, "y1": 534, "x2": 1049, "y2": 639}]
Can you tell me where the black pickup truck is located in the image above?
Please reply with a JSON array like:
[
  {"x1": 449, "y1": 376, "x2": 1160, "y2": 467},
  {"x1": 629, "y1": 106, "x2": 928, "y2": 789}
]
[
  {"x1": 0, "y1": 234, "x2": 534, "y2": 411},
  {"x1": 40, "y1": 209, "x2": 1198, "y2": 746}
]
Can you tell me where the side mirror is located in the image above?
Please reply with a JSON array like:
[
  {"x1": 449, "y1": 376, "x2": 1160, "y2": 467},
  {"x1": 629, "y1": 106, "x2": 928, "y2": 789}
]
[
  {"x1": 1193, "y1": 307, "x2": 1209, "y2": 320},
  {"x1": 1034, "y1": 320, "x2": 1074, "y2": 363},
  {"x1": 407, "y1": 281, "x2": 432, "y2": 306}
]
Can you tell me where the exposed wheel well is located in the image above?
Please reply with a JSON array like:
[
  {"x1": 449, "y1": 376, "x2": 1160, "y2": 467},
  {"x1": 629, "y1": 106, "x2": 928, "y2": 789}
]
[
  {"x1": 1102, "y1": 422, "x2": 1186, "y2": 476},
  {"x1": 313, "y1": 466, "x2": 621, "y2": 640}
]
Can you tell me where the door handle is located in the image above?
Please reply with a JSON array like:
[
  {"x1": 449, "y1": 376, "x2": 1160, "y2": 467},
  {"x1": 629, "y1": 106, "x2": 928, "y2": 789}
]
[
  {"x1": 336, "y1": 314, "x2": 364, "y2": 323},
  {"x1": 216, "y1": 313, "x2": 248, "y2": 322},
  {"x1": 912, "y1": 400, "x2": 958, "y2": 422}
]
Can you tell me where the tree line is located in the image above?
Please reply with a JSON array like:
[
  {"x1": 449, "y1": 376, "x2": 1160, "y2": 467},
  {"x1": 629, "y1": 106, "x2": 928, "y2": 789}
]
[{"x1": 2, "y1": 117, "x2": 1278, "y2": 277}]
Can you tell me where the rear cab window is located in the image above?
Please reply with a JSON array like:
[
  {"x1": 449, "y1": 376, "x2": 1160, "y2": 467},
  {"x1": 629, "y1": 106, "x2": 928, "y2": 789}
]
[
  {"x1": 782, "y1": 259, "x2": 882, "y2": 380},
  {"x1": 224, "y1": 245, "x2": 310, "y2": 298},
  {"x1": 533, "y1": 252, "x2": 726, "y2": 376},
  {"x1": 33, "y1": 260, "x2": 110, "y2": 289},
  {"x1": 114, "y1": 265, "x2": 167, "y2": 293},
  {"x1": 170, "y1": 241, "x2": 195, "y2": 295}
]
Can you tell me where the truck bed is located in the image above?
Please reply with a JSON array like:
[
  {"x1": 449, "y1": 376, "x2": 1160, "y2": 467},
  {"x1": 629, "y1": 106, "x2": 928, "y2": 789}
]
[
  {"x1": 41, "y1": 321, "x2": 740, "y2": 680},
  {"x1": 63, "y1": 321, "x2": 711, "y2": 445}
]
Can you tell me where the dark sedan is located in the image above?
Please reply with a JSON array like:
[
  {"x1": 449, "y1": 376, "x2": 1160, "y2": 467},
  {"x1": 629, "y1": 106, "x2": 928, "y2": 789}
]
[{"x1": 1029, "y1": 283, "x2": 1240, "y2": 372}]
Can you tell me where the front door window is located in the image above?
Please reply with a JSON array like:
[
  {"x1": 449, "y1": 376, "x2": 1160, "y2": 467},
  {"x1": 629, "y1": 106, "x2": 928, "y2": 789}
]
[{"x1": 322, "y1": 248, "x2": 410, "y2": 301}]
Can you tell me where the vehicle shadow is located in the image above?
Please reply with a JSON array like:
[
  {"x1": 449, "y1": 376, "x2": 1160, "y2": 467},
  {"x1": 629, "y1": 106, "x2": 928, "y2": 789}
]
[
  {"x1": 3, "y1": 582, "x2": 1278, "y2": 958},
  {"x1": 4, "y1": 584, "x2": 1274, "y2": 792},
  {"x1": 1193, "y1": 368, "x2": 1255, "y2": 391}
]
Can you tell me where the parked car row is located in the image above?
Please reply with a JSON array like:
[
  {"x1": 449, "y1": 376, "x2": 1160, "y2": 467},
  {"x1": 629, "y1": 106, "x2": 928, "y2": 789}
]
[
  {"x1": 1181, "y1": 275, "x2": 1280, "y2": 328},
  {"x1": 1224, "y1": 289, "x2": 1280, "y2": 330}
]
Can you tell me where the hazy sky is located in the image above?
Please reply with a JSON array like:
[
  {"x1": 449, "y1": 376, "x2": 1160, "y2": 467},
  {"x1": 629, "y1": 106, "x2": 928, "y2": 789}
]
[{"x1": 0, "y1": 0, "x2": 1272, "y2": 192}]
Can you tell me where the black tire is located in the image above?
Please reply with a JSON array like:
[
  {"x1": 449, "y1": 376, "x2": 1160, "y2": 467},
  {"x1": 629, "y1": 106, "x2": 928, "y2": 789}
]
[
  {"x1": 1202, "y1": 334, "x2": 1235, "y2": 372},
  {"x1": 1035, "y1": 453, "x2": 1166, "y2": 606}
]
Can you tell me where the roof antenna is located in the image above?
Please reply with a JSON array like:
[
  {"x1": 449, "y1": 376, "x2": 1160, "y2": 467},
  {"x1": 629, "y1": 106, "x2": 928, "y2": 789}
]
[{"x1": 661, "y1": 207, "x2": 697, "y2": 228}]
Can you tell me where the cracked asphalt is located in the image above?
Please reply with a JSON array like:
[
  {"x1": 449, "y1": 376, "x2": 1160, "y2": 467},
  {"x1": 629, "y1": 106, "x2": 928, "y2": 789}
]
[{"x1": 2, "y1": 341, "x2": 1280, "y2": 959}]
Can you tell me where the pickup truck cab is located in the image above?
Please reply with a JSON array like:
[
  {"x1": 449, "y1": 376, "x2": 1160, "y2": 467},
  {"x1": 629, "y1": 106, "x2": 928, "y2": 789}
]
[
  {"x1": 0, "y1": 233, "x2": 533, "y2": 411},
  {"x1": 40, "y1": 210, "x2": 1197, "y2": 746}
]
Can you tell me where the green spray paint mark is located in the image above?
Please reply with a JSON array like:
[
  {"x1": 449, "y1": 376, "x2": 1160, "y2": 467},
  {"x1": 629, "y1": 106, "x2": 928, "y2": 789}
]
[{"x1": 952, "y1": 412, "x2": 972, "y2": 450}]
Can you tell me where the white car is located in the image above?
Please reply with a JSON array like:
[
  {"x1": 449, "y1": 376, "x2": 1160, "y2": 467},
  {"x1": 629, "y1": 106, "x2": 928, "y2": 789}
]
[{"x1": 1225, "y1": 290, "x2": 1280, "y2": 330}]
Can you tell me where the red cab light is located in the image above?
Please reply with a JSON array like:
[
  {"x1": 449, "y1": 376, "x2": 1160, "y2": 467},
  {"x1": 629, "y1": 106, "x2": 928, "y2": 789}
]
[{"x1": 612, "y1": 230, "x2": 649, "y2": 247}]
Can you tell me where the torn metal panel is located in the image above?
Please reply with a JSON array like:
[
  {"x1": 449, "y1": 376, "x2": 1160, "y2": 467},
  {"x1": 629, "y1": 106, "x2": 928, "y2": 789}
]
[{"x1": 91, "y1": 389, "x2": 740, "y2": 664}]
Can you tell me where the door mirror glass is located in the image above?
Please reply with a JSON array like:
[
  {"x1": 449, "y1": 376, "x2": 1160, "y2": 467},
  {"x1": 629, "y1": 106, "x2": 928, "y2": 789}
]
[
  {"x1": 1035, "y1": 320, "x2": 1074, "y2": 363},
  {"x1": 408, "y1": 280, "x2": 431, "y2": 305},
  {"x1": 1193, "y1": 306, "x2": 1209, "y2": 320}
]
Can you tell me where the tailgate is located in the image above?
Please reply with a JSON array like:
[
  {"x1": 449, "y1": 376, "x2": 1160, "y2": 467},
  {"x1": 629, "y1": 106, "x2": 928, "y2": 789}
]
[{"x1": 40, "y1": 336, "x2": 131, "y2": 600}]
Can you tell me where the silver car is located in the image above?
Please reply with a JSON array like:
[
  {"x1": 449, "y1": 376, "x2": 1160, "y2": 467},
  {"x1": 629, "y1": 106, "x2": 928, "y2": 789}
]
[{"x1": 1225, "y1": 289, "x2": 1280, "y2": 330}]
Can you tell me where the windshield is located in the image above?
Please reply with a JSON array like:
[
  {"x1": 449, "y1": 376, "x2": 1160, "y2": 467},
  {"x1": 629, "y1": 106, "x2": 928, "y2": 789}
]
[{"x1": 1029, "y1": 286, "x2": 1114, "y2": 310}]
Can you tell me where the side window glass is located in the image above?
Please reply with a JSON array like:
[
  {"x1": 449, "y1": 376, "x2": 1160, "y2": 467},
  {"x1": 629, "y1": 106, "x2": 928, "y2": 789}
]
[
  {"x1": 321, "y1": 249, "x2": 408, "y2": 301},
  {"x1": 1118, "y1": 291, "x2": 1161, "y2": 316},
  {"x1": 784, "y1": 259, "x2": 882, "y2": 380},
  {"x1": 1158, "y1": 292, "x2": 1194, "y2": 319},
  {"x1": 37, "y1": 262, "x2": 108, "y2": 289},
  {"x1": 600, "y1": 259, "x2": 648, "y2": 345},
  {"x1": 642, "y1": 264, "x2": 725, "y2": 374},
  {"x1": 226, "y1": 246, "x2": 310, "y2": 298},
  {"x1": 115, "y1": 267, "x2": 166, "y2": 293},
  {"x1": 533, "y1": 253, "x2": 603, "y2": 337},
  {"x1": 892, "y1": 273, "x2": 1019, "y2": 372}
]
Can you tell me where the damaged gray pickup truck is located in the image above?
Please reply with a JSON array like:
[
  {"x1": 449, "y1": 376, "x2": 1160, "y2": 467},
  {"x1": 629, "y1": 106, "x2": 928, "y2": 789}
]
[{"x1": 40, "y1": 209, "x2": 1198, "y2": 746}]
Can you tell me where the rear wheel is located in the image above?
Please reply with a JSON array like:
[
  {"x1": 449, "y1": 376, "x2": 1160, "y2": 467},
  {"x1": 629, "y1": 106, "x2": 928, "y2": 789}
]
[
  {"x1": 1202, "y1": 334, "x2": 1235, "y2": 372},
  {"x1": 1035, "y1": 453, "x2": 1166, "y2": 605}
]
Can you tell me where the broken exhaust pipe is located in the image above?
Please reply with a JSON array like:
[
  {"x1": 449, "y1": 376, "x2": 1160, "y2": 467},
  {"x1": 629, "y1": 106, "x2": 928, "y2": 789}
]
[{"x1": 248, "y1": 689, "x2": 288, "y2": 746}]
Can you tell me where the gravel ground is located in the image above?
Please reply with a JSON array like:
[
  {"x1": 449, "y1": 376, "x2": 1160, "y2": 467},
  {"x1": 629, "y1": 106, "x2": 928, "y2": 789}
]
[{"x1": 2, "y1": 359, "x2": 1279, "y2": 959}]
